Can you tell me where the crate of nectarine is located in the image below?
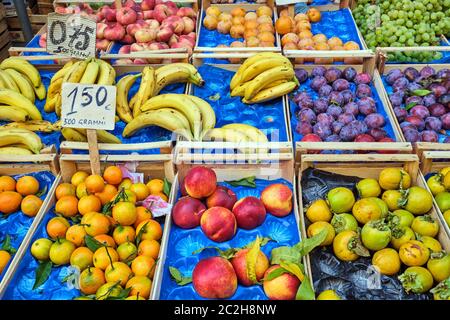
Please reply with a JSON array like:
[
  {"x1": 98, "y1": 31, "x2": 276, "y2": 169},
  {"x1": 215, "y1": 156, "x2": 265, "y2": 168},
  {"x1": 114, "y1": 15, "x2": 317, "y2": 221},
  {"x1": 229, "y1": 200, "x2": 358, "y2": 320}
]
[
  {"x1": 0, "y1": 153, "x2": 59, "y2": 296},
  {"x1": 195, "y1": 0, "x2": 282, "y2": 53},
  {"x1": 0, "y1": 153, "x2": 176, "y2": 300},
  {"x1": 152, "y1": 158, "x2": 328, "y2": 300}
]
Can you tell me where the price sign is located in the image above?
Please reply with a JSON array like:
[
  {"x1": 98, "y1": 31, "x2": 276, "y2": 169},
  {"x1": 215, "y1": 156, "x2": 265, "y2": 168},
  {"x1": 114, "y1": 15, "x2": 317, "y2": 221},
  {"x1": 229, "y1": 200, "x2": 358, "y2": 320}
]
[
  {"x1": 47, "y1": 13, "x2": 97, "y2": 59},
  {"x1": 61, "y1": 83, "x2": 116, "y2": 130}
]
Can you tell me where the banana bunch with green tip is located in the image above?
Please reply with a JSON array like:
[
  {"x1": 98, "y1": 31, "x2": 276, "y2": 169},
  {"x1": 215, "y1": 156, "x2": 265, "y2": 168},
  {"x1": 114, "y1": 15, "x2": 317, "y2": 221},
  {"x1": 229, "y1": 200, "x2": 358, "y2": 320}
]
[
  {"x1": 123, "y1": 93, "x2": 215, "y2": 142},
  {"x1": 0, "y1": 128, "x2": 43, "y2": 154},
  {"x1": 230, "y1": 52, "x2": 298, "y2": 104},
  {"x1": 116, "y1": 63, "x2": 205, "y2": 125},
  {"x1": 61, "y1": 127, "x2": 121, "y2": 144}
]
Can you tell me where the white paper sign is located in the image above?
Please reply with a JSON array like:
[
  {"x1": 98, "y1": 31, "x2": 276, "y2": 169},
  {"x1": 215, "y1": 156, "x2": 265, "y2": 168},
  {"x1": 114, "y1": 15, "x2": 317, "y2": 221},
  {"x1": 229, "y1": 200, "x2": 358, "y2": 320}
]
[
  {"x1": 61, "y1": 83, "x2": 116, "y2": 130},
  {"x1": 47, "y1": 13, "x2": 97, "y2": 59}
]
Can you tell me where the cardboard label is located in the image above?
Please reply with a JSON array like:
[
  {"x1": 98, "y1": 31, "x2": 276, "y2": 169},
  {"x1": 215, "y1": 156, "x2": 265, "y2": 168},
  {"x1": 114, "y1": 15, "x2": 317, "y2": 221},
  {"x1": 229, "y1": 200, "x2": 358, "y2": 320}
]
[{"x1": 61, "y1": 83, "x2": 116, "y2": 130}]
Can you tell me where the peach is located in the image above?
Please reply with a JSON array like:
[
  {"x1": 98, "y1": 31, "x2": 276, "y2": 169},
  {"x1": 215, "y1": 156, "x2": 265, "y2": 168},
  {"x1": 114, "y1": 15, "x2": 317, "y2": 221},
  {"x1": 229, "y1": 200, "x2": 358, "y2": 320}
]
[
  {"x1": 344, "y1": 41, "x2": 360, "y2": 50},
  {"x1": 263, "y1": 265, "x2": 300, "y2": 300},
  {"x1": 177, "y1": 7, "x2": 197, "y2": 19},
  {"x1": 141, "y1": 0, "x2": 155, "y2": 11},
  {"x1": 230, "y1": 248, "x2": 269, "y2": 286},
  {"x1": 200, "y1": 207, "x2": 236, "y2": 242},
  {"x1": 192, "y1": 256, "x2": 237, "y2": 299},
  {"x1": 246, "y1": 36, "x2": 260, "y2": 47},
  {"x1": 232, "y1": 196, "x2": 266, "y2": 229},
  {"x1": 118, "y1": 45, "x2": 131, "y2": 54},
  {"x1": 218, "y1": 12, "x2": 232, "y2": 22},
  {"x1": 96, "y1": 23, "x2": 108, "y2": 39},
  {"x1": 184, "y1": 166, "x2": 217, "y2": 199},
  {"x1": 260, "y1": 183, "x2": 292, "y2": 217},
  {"x1": 203, "y1": 15, "x2": 218, "y2": 30},
  {"x1": 230, "y1": 25, "x2": 245, "y2": 38},
  {"x1": 244, "y1": 28, "x2": 258, "y2": 40},
  {"x1": 206, "y1": 6, "x2": 221, "y2": 18},
  {"x1": 156, "y1": 26, "x2": 173, "y2": 42},
  {"x1": 258, "y1": 32, "x2": 275, "y2": 44},
  {"x1": 121, "y1": 34, "x2": 135, "y2": 44},
  {"x1": 168, "y1": 34, "x2": 179, "y2": 46},
  {"x1": 38, "y1": 33, "x2": 47, "y2": 48},
  {"x1": 96, "y1": 39, "x2": 111, "y2": 51},
  {"x1": 281, "y1": 33, "x2": 299, "y2": 47},
  {"x1": 142, "y1": 10, "x2": 154, "y2": 19},
  {"x1": 244, "y1": 12, "x2": 257, "y2": 21},
  {"x1": 312, "y1": 33, "x2": 328, "y2": 43},
  {"x1": 256, "y1": 6, "x2": 272, "y2": 18},
  {"x1": 279, "y1": 9, "x2": 289, "y2": 17},
  {"x1": 135, "y1": 28, "x2": 156, "y2": 42},
  {"x1": 180, "y1": 178, "x2": 188, "y2": 196},
  {"x1": 104, "y1": 23, "x2": 125, "y2": 41},
  {"x1": 298, "y1": 38, "x2": 314, "y2": 49},
  {"x1": 232, "y1": 16, "x2": 245, "y2": 25},
  {"x1": 172, "y1": 196, "x2": 206, "y2": 229},
  {"x1": 275, "y1": 16, "x2": 293, "y2": 35},
  {"x1": 283, "y1": 42, "x2": 298, "y2": 50},
  {"x1": 307, "y1": 8, "x2": 321, "y2": 22},
  {"x1": 296, "y1": 20, "x2": 311, "y2": 31},
  {"x1": 260, "y1": 41, "x2": 275, "y2": 47},
  {"x1": 217, "y1": 20, "x2": 232, "y2": 34},
  {"x1": 244, "y1": 20, "x2": 258, "y2": 30},
  {"x1": 257, "y1": 15, "x2": 272, "y2": 25},
  {"x1": 298, "y1": 30, "x2": 313, "y2": 40},
  {"x1": 163, "y1": 15, "x2": 184, "y2": 35},
  {"x1": 231, "y1": 7, "x2": 246, "y2": 18},
  {"x1": 153, "y1": 4, "x2": 170, "y2": 23},
  {"x1": 116, "y1": 7, "x2": 137, "y2": 25},
  {"x1": 328, "y1": 36, "x2": 343, "y2": 49},
  {"x1": 206, "y1": 186, "x2": 237, "y2": 210},
  {"x1": 258, "y1": 23, "x2": 274, "y2": 33},
  {"x1": 182, "y1": 17, "x2": 195, "y2": 34},
  {"x1": 294, "y1": 13, "x2": 309, "y2": 22}
]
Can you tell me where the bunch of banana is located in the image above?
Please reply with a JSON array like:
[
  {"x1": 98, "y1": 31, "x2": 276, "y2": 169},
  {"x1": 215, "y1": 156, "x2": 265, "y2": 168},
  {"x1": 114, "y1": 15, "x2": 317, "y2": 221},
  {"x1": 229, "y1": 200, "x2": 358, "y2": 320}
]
[
  {"x1": 202, "y1": 123, "x2": 269, "y2": 154},
  {"x1": 0, "y1": 128, "x2": 43, "y2": 154},
  {"x1": 47, "y1": 58, "x2": 116, "y2": 116},
  {"x1": 0, "y1": 88, "x2": 42, "y2": 121},
  {"x1": 230, "y1": 52, "x2": 298, "y2": 104},
  {"x1": 1, "y1": 120, "x2": 60, "y2": 133},
  {"x1": 0, "y1": 57, "x2": 46, "y2": 102},
  {"x1": 116, "y1": 63, "x2": 204, "y2": 125},
  {"x1": 123, "y1": 93, "x2": 215, "y2": 142},
  {"x1": 61, "y1": 127, "x2": 121, "y2": 144}
]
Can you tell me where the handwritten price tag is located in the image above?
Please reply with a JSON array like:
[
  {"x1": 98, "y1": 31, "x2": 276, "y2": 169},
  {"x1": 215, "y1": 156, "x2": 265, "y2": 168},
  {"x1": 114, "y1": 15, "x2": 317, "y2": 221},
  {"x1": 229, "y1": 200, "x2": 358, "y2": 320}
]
[
  {"x1": 47, "y1": 13, "x2": 97, "y2": 59},
  {"x1": 61, "y1": 83, "x2": 116, "y2": 130}
]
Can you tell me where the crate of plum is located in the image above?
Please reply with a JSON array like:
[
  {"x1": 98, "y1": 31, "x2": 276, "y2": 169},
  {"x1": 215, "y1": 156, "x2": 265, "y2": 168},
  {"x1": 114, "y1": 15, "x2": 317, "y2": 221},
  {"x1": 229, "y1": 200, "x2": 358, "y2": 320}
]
[
  {"x1": 298, "y1": 151, "x2": 450, "y2": 300},
  {"x1": 381, "y1": 64, "x2": 450, "y2": 149},
  {"x1": 152, "y1": 159, "x2": 324, "y2": 300},
  {"x1": 289, "y1": 63, "x2": 408, "y2": 159}
]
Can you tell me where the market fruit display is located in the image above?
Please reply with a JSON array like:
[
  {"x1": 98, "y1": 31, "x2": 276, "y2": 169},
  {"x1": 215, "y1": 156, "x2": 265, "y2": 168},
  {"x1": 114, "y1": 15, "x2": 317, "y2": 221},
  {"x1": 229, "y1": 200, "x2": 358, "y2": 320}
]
[
  {"x1": 230, "y1": 53, "x2": 298, "y2": 104},
  {"x1": 353, "y1": 0, "x2": 450, "y2": 62},
  {"x1": 385, "y1": 66, "x2": 449, "y2": 143},
  {"x1": 304, "y1": 169, "x2": 448, "y2": 298},
  {"x1": 27, "y1": 166, "x2": 169, "y2": 299},
  {"x1": 202, "y1": 5, "x2": 276, "y2": 48},
  {"x1": 292, "y1": 66, "x2": 395, "y2": 144}
]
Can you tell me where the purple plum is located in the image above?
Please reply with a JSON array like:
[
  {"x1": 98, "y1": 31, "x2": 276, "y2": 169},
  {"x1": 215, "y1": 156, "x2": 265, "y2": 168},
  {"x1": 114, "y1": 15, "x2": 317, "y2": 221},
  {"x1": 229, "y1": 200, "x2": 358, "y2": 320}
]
[
  {"x1": 327, "y1": 105, "x2": 343, "y2": 119},
  {"x1": 297, "y1": 108, "x2": 317, "y2": 123},
  {"x1": 403, "y1": 128, "x2": 420, "y2": 142},
  {"x1": 296, "y1": 121, "x2": 313, "y2": 135},
  {"x1": 394, "y1": 107, "x2": 408, "y2": 122},
  {"x1": 343, "y1": 67, "x2": 357, "y2": 81},
  {"x1": 429, "y1": 84, "x2": 447, "y2": 98},
  {"x1": 405, "y1": 115, "x2": 425, "y2": 131},
  {"x1": 343, "y1": 102, "x2": 359, "y2": 116},
  {"x1": 364, "y1": 113, "x2": 386, "y2": 129},
  {"x1": 331, "y1": 121, "x2": 344, "y2": 134},
  {"x1": 404, "y1": 67, "x2": 420, "y2": 81},
  {"x1": 420, "y1": 130, "x2": 439, "y2": 142},
  {"x1": 356, "y1": 84, "x2": 372, "y2": 98},
  {"x1": 410, "y1": 105, "x2": 430, "y2": 119},
  {"x1": 354, "y1": 73, "x2": 372, "y2": 85},
  {"x1": 420, "y1": 66, "x2": 436, "y2": 78},
  {"x1": 389, "y1": 92, "x2": 404, "y2": 107},
  {"x1": 338, "y1": 112, "x2": 355, "y2": 125},
  {"x1": 324, "y1": 68, "x2": 342, "y2": 84},
  {"x1": 370, "y1": 128, "x2": 387, "y2": 141},
  {"x1": 295, "y1": 68, "x2": 309, "y2": 83},
  {"x1": 385, "y1": 69, "x2": 403, "y2": 85},
  {"x1": 441, "y1": 113, "x2": 450, "y2": 130},
  {"x1": 332, "y1": 79, "x2": 350, "y2": 92},
  {"x1": 311, "y1": 76, "x2": 327, "y2": 92},
  {"x1": 329, "y1": 91, "x2": 344, "y2": 106},
  {"x1": 425, "y1": 117, "x2": 442, "y2": 131},
  {"x1": 325, "y1": 134, "x2": 341, "y2": 142},
  {"x1": 393, "y1": 77, "x2": 409, "y2": 92},
  {"x1": 429, "y1": 103, "x2": 446, "y2": 117},
  {"x1": 317, "y1": 113, "x2": 334, "y2": 127},
  {"x1": 319, "y1": 84, "x2": 333, "y2": 97},
  {"x1": 405, "y1": 96, "x2": 423, "y2": 106},
  {"x1": 311, "y1": 66, "x2": 327, "y2": 77},
  {"x1": 437, "y1": 69, "x2": 450, "y2": 79},
  {"x1": 341, "y1": 90, "x2": 354, "y2": 104},
  {"x1": 313, "y1": 122, "x2": 332, "y2": 140},
  {"x1": 438, "y1": 94, "x2": 450, "y2": 107},
  {"x1": 358, "y1": 97, "x2": 376, "y2": 115},
  {"x1": 314, "y1": 97, "x2": 329, "y2": 114},
  {"x1": 423, "y1": 94, "x2": 436, "y2": 107}
]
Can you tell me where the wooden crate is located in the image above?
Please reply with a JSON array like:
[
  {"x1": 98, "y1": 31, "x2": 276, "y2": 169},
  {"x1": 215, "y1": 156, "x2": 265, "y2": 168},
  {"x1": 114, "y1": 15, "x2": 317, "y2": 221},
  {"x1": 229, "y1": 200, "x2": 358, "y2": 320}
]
[
  {"x1": 37, "y1": 2, "x2": 53, "y2": 14},
  {"x1": 152, "y1": 157, "x2": 311, "y2": 299},
  {"x1": 176, "y1": 54, "x2": 294, "y2": 163},
  {"x1": 195, "y1": 0, "x2": 282, "y2": 53},
  {"x1": 0, "y1": 153, "x2": 59, "y2": 297},
  {"x1": 6, "y1": 14, "x2": 46, "y2": 30},
  {"x1": 297, "y1": 152, "x2": 450, "y2": 298},
  {"x1": 288, "y1": 62, "x2": 408, "y2": 165}
]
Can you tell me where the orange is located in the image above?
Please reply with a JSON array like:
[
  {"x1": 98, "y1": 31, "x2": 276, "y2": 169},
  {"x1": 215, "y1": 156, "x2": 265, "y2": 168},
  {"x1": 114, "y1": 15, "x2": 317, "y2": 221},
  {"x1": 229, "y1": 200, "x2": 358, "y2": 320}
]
[
  {"x1": 231, "y1": 7, "x2": 245, "y2": 17},
  {"x1": 55, "y1": 195, "x2": 79, "y2": 218},
  {"x1": 243, "y1": 28, "x2": 258, "y2": 40},
  {"x1": 258, "y1": 31, "x2": 275, "y2": 44},
  {"x1": 85, "y1": 175, "x2": 105, "y2": 194},
  {"x1": 70, "y1": 247, "x2": 93, "y2": 271},
  {"x1": 299, "y1": 30, "x2": 313, "y2": 40},
  {"x1": 258, "y1": 23, "x2": 275, "y2": 33},
  {"x1": 112, "y1": 202, "x2": 137, "y2": 226},
  {"x1": 0, "y1": 250, "x2": 11, "y2": 274},
  {"x1": 94, "y1": 234, "x2": 116, "y2": 248},
  {"x1": 244, "y1": 20, "x2": 258, "y2": 30},
  {"x1": 154, "y1": 192, "x2": 168, "y2": 202},
  {"x1": 0, "y1": 191, "x2": 22, "y2": 215},
  {"x1": 80, "y1": 211, "x2": 96, "y2": 226},
  {"x1": 113, "y1": 226, "x2": 136, "y2": 245},
  {"x1": 46, "y1": 216, "x2": 70, "y2": 239},
  {"x1": 312, "y1": 33, "x2": 327, "y2": 43},
  {"x1": 0, "y1": 176, "x2": 16, "y2": 192},
  {"x1": 71, "y1": 171, "x2": 89, "y2": 187},
  {"x1": 79, "y1": 267, "x2": 105, "y2": 295},
  {"x1": 328, "y1": 36, "x2": 343, "y2": 49},
  {"x1": 256, "y1": 6, "x2": 272, "y2": 17},
  {"x1": 307, "y1": 8, "x2": 321, "y2": 22},
  {"x1": 131, "y1": 255, "x2": 156, "y2": 278},
  {"x1": 76, "y1": 182, "x2": 88, "y2": 199},
  {"x1": 126, "y1": 276, "x2": 152, "y2": 299},
  {"x1": 138, "y1": 239, "x2": 160, "y2": 260},
  {"x1": 95, "y1": 184, "x2": 118, "y2": 205},
  {"x1": 103, "y1": 166, "x2": 123, "y2": 185},
  {"x1": 134, "y1": 206, "x2": 152, "y2": 228},
  {"x1": 114, "y1": 189, "x2": 137, "y2": 204},
  {"x1": 66, "y1": 224, "x2": 87, "y2": 247},
  {"x1": 21, "y1": 195, "x2": 43, "y2": 217},
  {"x1": 117, "y1": 242, "x2": 138, "y2": 262},
  {"x1": 275, "y1": 16, "x2": 293, "y2": 35},
  {"x1": 130, "y1": 183, "x2": 149, "y2": 201},
  {"x1": 93, "y1": 247, "x2": 119, "y2": 270},
  {"x1": 55, "y1": 183, "x2": 76, "y2": 200},
  {"x1": 83, "y1": 212, "x2": 110, "y2": 237},
  {"x1": 105, "y1": 262, "x2": 132, "y2": 286},
  {"x1": 344, "y1": 41, "x2": 360, "y2": 50},
  {"x1": 146, "y1": 179, "x2": 164, "y2": 195},
  {"x1": 136, "y1": 219, "x2": 162, "y2": 241},
  {"x1": 15, "y1": 176, "x2": 39, "y2": 196},
  {"x1": 78, "y1": 195, "x2": 101, "y2": 216},
  {"x1": 118, "y1": 178, "x2": 132, "y2": 190}
]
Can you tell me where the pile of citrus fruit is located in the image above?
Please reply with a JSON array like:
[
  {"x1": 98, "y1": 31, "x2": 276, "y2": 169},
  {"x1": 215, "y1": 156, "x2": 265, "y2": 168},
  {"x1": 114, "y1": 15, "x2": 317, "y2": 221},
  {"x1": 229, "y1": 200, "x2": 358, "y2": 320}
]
[
  {"x1": 30, "y1": 166, "x2": 169, "y2": 300},
  {"x1": 0, "y1": 175, "x2": 43, "y2": 217}
]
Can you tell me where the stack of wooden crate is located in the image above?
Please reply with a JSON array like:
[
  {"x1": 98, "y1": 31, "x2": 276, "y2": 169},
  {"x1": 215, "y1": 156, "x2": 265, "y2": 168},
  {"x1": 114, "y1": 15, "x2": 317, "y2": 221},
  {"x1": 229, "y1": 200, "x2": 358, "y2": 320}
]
[
  {"x1": 0, "y1": 3, "x2": 11, "y2": 59},
  {"x1": 36, "y1": 0, "x2": 53, "y2": 14}
]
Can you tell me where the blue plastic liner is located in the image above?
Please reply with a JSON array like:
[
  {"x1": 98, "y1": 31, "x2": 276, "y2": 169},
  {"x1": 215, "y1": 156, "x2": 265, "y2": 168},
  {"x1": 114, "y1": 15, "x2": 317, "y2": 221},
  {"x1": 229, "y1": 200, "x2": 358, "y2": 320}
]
[
  {"x1": 3, "y1": 207, "x2": 80, "y2": 300},
  {"x1": 290, "y1": 74, "x2": 397, "y2": 144},
  {"x1": 24, "y1": 35, "x2": 54, "y2": 65},
  {"x1": 159, "y1": 178, "x2": 300, "y2": 300},
  {"x1": 193, "y1": 64, "x2": 288, "y2": 144},
  {"x1": 381, "y1": 73, "x2": 449, "y2": 143},
  {"x1": 0, "y1": 171, "x2": 55, "y2": 283}
]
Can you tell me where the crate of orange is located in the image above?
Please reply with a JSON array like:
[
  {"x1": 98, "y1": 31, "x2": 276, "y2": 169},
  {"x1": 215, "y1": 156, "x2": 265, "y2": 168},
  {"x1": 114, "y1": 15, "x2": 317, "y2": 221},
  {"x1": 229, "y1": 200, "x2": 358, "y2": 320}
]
[
  {"x1": 0, "y1": 152, "x2": 59, "y2": 294},
  {"x1": 0, "y1": 153, "x2": 175, "y2": 300},
  {"x1": 195, "y1": 0, "x2": 282, "y2": 54}
]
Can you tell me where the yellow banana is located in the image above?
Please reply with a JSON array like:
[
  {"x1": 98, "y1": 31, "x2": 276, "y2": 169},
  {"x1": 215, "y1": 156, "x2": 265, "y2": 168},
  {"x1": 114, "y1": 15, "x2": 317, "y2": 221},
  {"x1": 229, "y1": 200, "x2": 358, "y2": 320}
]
[
  {"x1": 0, "y1": 106, "x2": 29, "y2": 122},
  {"x1": 231, "y1": 82, "x2": 250, "y2": 97},
  {"x1": 243, "y1": 81, "x2": 297, "y2": 104},
  {"x1": 221, "y1": 123, "x2": 268, "y2": 154},
  {"x1": 123, "y1": 108, "x2": 192, "y2": 141},
  {"x1": 133, "y1": 66, "x2": 155, "y2": 118},
  {"x1": 183, "y1": 95, "x2": 216, "y2": 137},
  {"x1": 116, "y1": 74, "x2": 140, "y2": 123},
  {"x1": 0, "y1": 146, "x2": 33, "y2": 155},
  {"x1": 62, "y1": 127, "x2": 87, "y2": 142},
  {"x1": 73, "y1": 128, "x2": 121, "y2": 144},
  {"x1": 0, "y1": 69, "x2": 20, "y2": 92},
  {"x1": 47, "y1": 78, "x2": 63, "y2": 99},
  {"x1": 240, "y1": 56, "x2": 292, "y2": 84},
  {"x1": 261, "y1": 79, "x2": 288, "y2": 90},
  {"x1": 34, "y1": 83, "x2": 46, "y2": 100},
  {"x1": 0, "y1": 57, "x2": 42, "y2": 88},
  {"x1": 0, "y1": 128, "x2": 42, "y2": 154},
  {"x1": 202, "y1": 128, "x2": 250, "y2": 143},
  {"x1": 129, "y1": 93, "x2": 137, "y2": 110},
  {"x1": 0, "y1": 89, "x2": 42, "y2": 120},
  {"x1": 157, "y1": 107, "x2": 193, "y2": 140},
  {"x1": 2, "y1": 120, "x2": 57, "y2": 133},
  {"x1": 51, "y1": 61, "x2": 75, "y2": 84},
  {"x1": 140, "y1": 94, "x2": 202, "y2": 141},
  {"x1": 79, "y1": 60, "x2": 100, "y2": 84},
  {"x1": 3, "y1": 69, "x2": 35, "y2": 102},
  {"x1": 96, "y1": 59, "x2": 116, "y2": 85},
  {"x1": 55, "y1": 94, "x2": 62, "y2": 117},
  {"x1": 66, "y1": 60, "x2": 89, "y2": 83},
  {"x1": 244, "y1": 66, "x2": 295, "y2": 100},
  {"x1": 153, "y1": 63, "x2": 204, "y2": 96}
]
